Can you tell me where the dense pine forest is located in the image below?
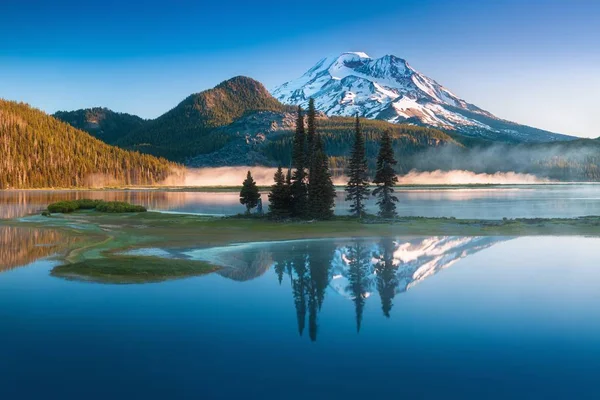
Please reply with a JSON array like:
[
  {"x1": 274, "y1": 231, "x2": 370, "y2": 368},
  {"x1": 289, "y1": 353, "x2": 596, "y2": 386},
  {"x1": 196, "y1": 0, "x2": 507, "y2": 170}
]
[{"x1": 0, "y1": 100, "x2": 179, "y2": 189}]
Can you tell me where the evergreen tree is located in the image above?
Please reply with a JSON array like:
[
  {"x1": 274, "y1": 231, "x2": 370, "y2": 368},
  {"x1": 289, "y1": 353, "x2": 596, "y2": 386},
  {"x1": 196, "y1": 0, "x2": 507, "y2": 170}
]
[
  {"x1": 345, "y1": 114, "x2": 370, "y2": 217},
  {"x1": 239, "y1": 171, "x2": 260, "y2": 214},
  {"x1": 308, "y1": 135, "x2": 336, "y2": 220},
  {"x1": 306, "y1": 98, "x2": 317, "y2": 169},
  {"x1": 290, "y1": 106, "x2": 308, "y2": 218},
  {"x1": 372, "y1": 130, "x2": 399, "y2": 219},
  {"x1": 268, "y1": 166, "x2": 291, "y2": 218}
]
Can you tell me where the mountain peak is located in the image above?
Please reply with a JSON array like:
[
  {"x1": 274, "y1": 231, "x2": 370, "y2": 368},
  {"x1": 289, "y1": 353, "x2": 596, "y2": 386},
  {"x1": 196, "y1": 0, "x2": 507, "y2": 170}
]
[{"x1": 273, "y1": 52, "x2": 573, "y2": 143}]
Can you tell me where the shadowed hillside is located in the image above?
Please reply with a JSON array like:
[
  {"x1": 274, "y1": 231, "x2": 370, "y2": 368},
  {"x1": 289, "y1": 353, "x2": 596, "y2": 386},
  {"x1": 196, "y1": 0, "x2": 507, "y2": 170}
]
[{"x1": 53, "y1": 107, "x2": 146, "y2": 144}]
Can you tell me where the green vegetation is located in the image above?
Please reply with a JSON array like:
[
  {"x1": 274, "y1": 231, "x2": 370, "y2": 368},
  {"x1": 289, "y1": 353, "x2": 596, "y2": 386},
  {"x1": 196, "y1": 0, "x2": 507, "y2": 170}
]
[
  {"x1": 51, "y1": 256, "x2": 218, "y2": 284},
  {"x1": 268, "y1": 166, "x2": 291, "y2": 218},
  {"x1": 239, "y1": 171, "x2": 261, "y2": 213},
  {"x1": 47, "y1": 199, "x2": 146, "y2": 213},
  {"x1": 373, "y1": 130, "x2": 400, "y2": 218},
  {"x1": 95, "y1": 201, "x2": 147, "y2": 213},
  {"x1": 345, "y1": 115, "x2": 370, "y2": 217},
  {"x1": 53, "y1": 107, "x2": 146, "y2": 144},
  {"x1": 0, "y1": 100, "x2": 179, "y2": 189},
  {"x1": 264, "y1": 116, "x2": 457, "y2": 174},
  {"x1": 268, "y1": 102, "x2": 336, "y2": 220},
  {"x1": 290, "y1": 106, "x2": 309, "y2": 217}
]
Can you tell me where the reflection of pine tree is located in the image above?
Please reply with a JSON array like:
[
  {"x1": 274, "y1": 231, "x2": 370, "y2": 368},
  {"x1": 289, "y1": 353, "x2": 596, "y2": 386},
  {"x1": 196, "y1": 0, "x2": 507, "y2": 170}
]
[
  {"x1": 305, "y1": 241, "x2": 336, "y2": 342},
  {"x1": 277, "y1": 241, "x2": 336, "y2": 342},
  {"x1": 346, "y1": 241, "x2": 371, "y2": 333},
  {"x1": 290, "y1": 246, "x2": 309, "y2": 336},
  {"x1": 272, "y1": 249, "x2": 288, "y2": 285},
  {"x1": 375, "y1": 238, "x2": 398, "y2": 318}
]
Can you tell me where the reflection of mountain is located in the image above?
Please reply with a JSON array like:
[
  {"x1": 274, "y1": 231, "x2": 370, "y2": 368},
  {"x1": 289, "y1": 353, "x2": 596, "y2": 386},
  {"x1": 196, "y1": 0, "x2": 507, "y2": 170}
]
[
  {"x1": 216, "y1": 249, "x2": 273, "y2": 281},
  {"x1": 330, "y1": 236, "x2": 506, "y2": 320},
  {"x1": 0, "y1": 226, "x2": 77, "y2": 272},
  {"x1": 191, "y1": 236, "x2": 506, "y2": 339}
]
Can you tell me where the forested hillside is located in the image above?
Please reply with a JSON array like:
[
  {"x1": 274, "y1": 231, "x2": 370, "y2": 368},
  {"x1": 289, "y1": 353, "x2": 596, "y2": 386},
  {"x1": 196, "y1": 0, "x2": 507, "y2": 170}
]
[
  {"x1": 263, "y1": 117, "x2": 456, "y2": 173},
  {"x1": 0, "y1": 100, "x2": 179, "y2": 189},
  {"x1": 53, "y1": 107, "x2": 145, "y2": 144},
  {"x1": 185, "y1": 111, "x2": 457, "y2": 170},
  {"x1": 116, "y1": 76, "x2": 293, "y2": 160}
]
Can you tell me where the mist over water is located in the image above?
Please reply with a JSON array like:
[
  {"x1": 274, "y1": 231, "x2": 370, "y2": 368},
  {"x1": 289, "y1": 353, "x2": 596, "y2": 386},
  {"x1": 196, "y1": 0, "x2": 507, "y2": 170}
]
[
  {"x1": 397, "y1": 170, "x2": 550, "y2": 185},
  {"x1": 161, "y1": 167, "x2": 350, "y2": 187},
  {"x1": 160, "y1": 167, "x2": 549, "y2": 187}
]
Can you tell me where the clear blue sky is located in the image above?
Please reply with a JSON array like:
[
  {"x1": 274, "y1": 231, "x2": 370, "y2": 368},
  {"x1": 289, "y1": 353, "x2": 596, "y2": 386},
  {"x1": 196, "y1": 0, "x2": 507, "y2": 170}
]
[{"x1": 1, "y1": 0, "x2": 598, "y2": 137}]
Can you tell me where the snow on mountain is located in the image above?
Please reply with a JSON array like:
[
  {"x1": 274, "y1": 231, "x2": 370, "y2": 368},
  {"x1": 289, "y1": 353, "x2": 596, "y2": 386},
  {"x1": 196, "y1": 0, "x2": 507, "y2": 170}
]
[{"x1": 273, "y1": 52, "x2": 572, "y2": 142}]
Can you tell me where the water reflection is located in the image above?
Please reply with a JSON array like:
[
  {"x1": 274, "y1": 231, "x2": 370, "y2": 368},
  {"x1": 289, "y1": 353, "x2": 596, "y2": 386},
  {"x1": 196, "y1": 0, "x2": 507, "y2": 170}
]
[
  {"x1": 0, "y1": 190, "x2": 245, "y2": 219},
  {"x1": 5, "y1": 184, "x2": 600, "y2": 219},
  {"x1": 0, "y1": 226, "x2": 76, "y2": 272},
  {"x1": 190, "y1": 236, "x2": 507, "y2": 340}
]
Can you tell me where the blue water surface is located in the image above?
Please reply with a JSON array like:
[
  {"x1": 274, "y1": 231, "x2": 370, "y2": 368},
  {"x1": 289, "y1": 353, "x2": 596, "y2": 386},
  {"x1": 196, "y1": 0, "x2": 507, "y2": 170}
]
[{"x1": 2, "y1": 236, "x2": 600, "y2": 399}]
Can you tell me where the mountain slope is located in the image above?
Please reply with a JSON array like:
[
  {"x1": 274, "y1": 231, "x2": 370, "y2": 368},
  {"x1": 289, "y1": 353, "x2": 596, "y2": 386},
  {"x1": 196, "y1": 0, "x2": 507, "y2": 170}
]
[
  {"x1": 0, "y1": 100, "x2": 178, "y2": 189},
  {"x1": 187, "y1": 111, "x2": 458, "y2": 170},
  {"x1": 117, "y1": 76, "x2": 292, "y2": 160},
  {"x1": 53, "y1": 107, "x2": 146, "y2": 144},
  {"x1": 273, "y1": 52, "x2": 573, "y2": 143}
]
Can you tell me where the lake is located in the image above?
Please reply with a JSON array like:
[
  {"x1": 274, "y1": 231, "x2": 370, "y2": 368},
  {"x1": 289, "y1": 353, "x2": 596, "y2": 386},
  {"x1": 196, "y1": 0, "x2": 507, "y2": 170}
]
[
  {"x1": 5, "y1": 183, "x2": 600, "y2": 219},
  {"x1": 2, "y1": 235, "x2": 600, "y2": 398}
]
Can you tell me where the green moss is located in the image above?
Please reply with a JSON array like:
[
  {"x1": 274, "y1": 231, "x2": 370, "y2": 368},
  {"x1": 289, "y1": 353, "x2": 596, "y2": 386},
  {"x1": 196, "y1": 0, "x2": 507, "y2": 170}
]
[
  {"x1": 46, "y1": 199, "x2": 146, "y2": 214},
  {"x1": 51, "y1": 255, "x2": 219, "y2": 284},
  {"x1": 94, "y1": 201, "x2": 147, "y2": 213}
]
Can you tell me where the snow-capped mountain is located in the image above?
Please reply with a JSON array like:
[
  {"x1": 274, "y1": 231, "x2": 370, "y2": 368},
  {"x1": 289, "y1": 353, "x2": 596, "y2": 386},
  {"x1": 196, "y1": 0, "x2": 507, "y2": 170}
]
[{"x1": 273, "y1": 52, "x2": 572, "y2": 142}]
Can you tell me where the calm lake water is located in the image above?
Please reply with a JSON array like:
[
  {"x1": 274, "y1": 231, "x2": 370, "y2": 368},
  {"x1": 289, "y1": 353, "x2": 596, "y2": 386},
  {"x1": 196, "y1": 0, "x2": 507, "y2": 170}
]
[
  {"x1": 2, "y1": 235, "x2": 600, "y2": 398},
  {"x1": 5, "y1": 183, "x2": 600, "y2": 219}
]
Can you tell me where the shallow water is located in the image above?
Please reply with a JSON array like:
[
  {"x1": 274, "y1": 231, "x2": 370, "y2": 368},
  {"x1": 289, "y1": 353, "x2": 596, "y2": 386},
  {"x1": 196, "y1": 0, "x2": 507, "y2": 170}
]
[
  {"x1": 5, "y1": 184, "x2": 600, "y2": 219},
  {"x1": 2, "y1": 236, "x2": 600, "y2": 398}
]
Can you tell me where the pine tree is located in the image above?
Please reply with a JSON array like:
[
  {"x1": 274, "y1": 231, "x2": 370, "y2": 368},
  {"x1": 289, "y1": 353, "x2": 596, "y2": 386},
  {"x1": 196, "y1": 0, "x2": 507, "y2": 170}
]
[
  {"x1": 290, "y1": 106, "x2": 308, "y2": 218},
  {"x1": 268, "y1": 166, "x2": 291, "y2": 218},
  {"x1": 372, "y1": 130, "x2": 399, "y2": 219},
  {"x1": 345, "y1": 114, "x2": 370, "y2": 217},
  {"x1": 308, "y1": 135, "x2": 336, "y2": 219},
  {"x1": 306, "y1": 98, "x2": 317, "y2": 169},
  {"x1": 240, "y1": 171, "x2": 261, "y2": 214}
]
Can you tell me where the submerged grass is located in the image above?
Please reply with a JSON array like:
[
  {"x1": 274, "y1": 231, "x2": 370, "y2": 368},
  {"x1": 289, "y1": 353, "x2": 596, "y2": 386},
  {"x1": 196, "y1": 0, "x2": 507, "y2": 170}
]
[{"x1": 51, "y1": 255, "x2": 219, "y2": 284}]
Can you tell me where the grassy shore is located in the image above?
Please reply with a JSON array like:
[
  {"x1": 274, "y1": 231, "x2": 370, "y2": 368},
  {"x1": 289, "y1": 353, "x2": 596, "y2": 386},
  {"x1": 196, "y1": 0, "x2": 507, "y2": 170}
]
[{"x1": 5, "y1": 211, "x2": 600, "y2": 283}]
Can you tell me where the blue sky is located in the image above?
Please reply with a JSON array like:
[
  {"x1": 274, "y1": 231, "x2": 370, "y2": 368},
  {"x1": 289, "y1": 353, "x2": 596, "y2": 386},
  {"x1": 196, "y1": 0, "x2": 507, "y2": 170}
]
[{"x1": 1, "y1": 0, "x2": 599, "y2": 137}]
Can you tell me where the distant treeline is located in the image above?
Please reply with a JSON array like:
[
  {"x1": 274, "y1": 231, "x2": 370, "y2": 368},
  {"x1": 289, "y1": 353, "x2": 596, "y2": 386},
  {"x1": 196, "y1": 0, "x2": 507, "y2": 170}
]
[{"x1": 263, "y1": 117, "x2": 455, "y2": 174}]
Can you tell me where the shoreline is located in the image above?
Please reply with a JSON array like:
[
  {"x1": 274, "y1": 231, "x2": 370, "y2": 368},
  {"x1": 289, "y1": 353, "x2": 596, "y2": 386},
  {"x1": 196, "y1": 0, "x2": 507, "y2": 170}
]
[
  {"x1": 5, "y1": 211, "x2": 600, "y2": 283},
  {"x1": 3, "y1": 181, "x2": 600, "y2": 192}
]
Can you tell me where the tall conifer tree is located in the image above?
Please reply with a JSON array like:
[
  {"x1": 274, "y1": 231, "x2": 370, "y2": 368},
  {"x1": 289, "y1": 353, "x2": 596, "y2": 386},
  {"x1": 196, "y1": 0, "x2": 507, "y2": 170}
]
[
  {"x1": 268, "y1": 166, "x2": 291, "y2": 218},
  {"x1": 372, "y1": 130, "x2": 399, "y2": 219},
  {"x1": 345, "y1": 114, "x2": 370, "y2": 217},
  {"x1": 240, "y1": 171, "x2": 261, "y2": 214},
  {"x1": 306, "y1": 98, "x2": 317, "y2": 171},
  {"x1": 308, "y1": 135, "x2": 336, "y2": 219},
  {"x1": 290, "y1": 106, "x2": 308, "y2": 218}
]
